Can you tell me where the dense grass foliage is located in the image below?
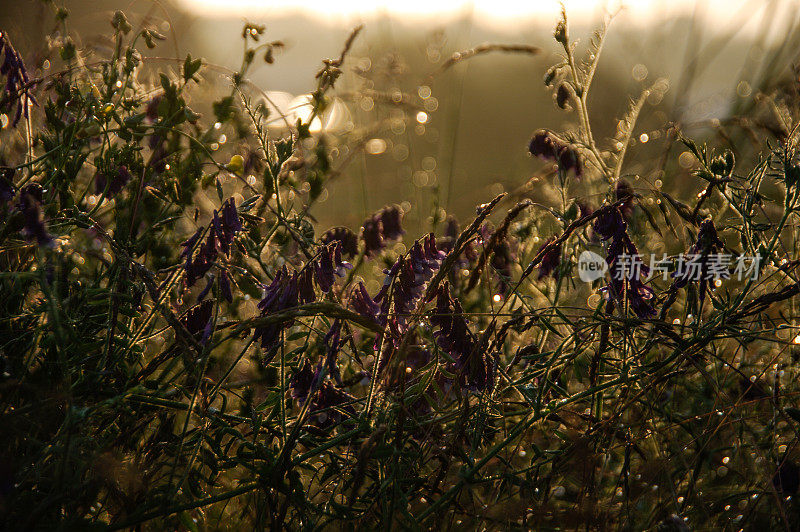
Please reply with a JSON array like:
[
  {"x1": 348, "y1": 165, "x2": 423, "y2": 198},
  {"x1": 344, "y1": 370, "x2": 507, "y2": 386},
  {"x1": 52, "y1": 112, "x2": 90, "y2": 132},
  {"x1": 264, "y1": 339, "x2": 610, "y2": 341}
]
[{"x1": 4, "y1": 4, "x2": 800, "y2": 530}]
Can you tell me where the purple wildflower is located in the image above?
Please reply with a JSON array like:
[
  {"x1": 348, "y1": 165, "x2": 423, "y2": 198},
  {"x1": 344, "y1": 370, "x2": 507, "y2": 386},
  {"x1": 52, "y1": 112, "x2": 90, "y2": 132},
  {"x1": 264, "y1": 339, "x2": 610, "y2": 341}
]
[
  {"x1": 252, "y1": 267, "x2": 299, "y2": 355},
  {"x1": 537, "y1": 237, "x2": 562, "y2": 280},
  {"x1": 197, "y1": 276, "x2": 214, "y2": 302},
  {"x1": 360, "y1": 205, "x2": 405, "y2": 257},
  {"x1": 615, "y1": 179, "x2": 635, "y2": 219},
  {"x1": 16, "y1": 183, "x2": 52, "y2": 246},
  {"x1": 312, "y1": 381, "x2": 356, "y2": 427},
  {"x1": 289, "y1": 357, "x2": 355, "y2": 428},
  {"x1": 320, "y1": 226, "x2": 359, "y2": 259},
  {"x1": 298, "y1": 267, "x2": 317, "y2": 304},
  {"x1": 182, "y1": 199, "x2": 242, "y2": 288},
  {"x1": 349, "y1": 281, "x2": 382, "y2": 323},
  {"x1": 145, "y1": 94, "x2": 161, "y2": 121},
  {"x1": 595, "y1": 207, "x2": 655, "y2": 319},
  {"x1": 180, "y1": 299, "x2": 214, "y2": 337},
  {"x1": 289, "y1": 358, "x2": 316, "y2": 402},
  {"x1": 393, "y1": 234, "x2": 446, "y2": 328},
  {"x1": 219, "y1": 270, "x2": 233, "y2": 302},
  {"x1": 528, "y1": 129, "x2": 582, "y2": 178},
  {"x1": 379, "y1": 205, "x2": 404, "y2": 241},
  {"x1": 314, "y1": 241, "x2": 351, "y2": 293},
  {"x1": 671, "y1": 219, "x2": 726, "y2": 302},
  {"x1": 0, "y1": 32, "x2": 37, "y2": 128},
  {"x1": 431, "y1": 283, "x2": 494, "y2": 391},
  {"x1": 94, "y1": 165, "x2": 133, "y2": 195}
]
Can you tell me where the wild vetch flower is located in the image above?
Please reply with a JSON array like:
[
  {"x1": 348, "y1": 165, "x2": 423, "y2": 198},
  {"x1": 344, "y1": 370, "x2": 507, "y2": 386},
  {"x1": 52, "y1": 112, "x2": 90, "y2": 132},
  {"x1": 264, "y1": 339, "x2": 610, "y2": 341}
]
[
  {"x1": 313, "y1": 381, "x2": 356, "y2": 427},
  {"x1": 537, "y1": 237, "x2": 562, "y2": 280},
  {"x1": 361, "y1": 217, "x2": 383, "y2": 256},
  {"x1": 379, "y1": 205, "x2": 404, "y2": 241},
  {"x1": 431, "y1": 283, "x2": 494, "y2": 391},
  {"x1": 361, "y1": 205, "x2": 405, "y2": 257},
  {"x1": 671, "y1": 219, "x2": 725, "y2": 302},
  {"x1": 145, "y1": 94, "x2": 161, "y2": 121},
  {"x1": 393, "y1": 234, "x2": 446, "y2": 327},
  {"x1": 349, "y1": 281, "x2": 382, "y2": 323},
  {"x1": 594, "y1": 206, "x2": 655, "y2": 319},
  {"x1": 180, "y1": 299, "x2": 214, "y2": 339},
  {"x1": 298, "y1": 267, "x2": 316, "y2": 304},
  {"x1": 314, "y1": 241, "x2": 352, "y2": 293},
  {"x1": 94, "y1": 165, "x2": 132, "y2": 195},
  {"x1": 253, "y1": 266, "x2": 299, "y2": 354},
  {"x1": 321, "y1": 226, "x2": 359, "y2": 259},
  {"x1": 0, "y1": 32, "x2": 37, "y2": 128},
  {"x1": 593, "y1": 206, "x2": 627, "y2": 240},
  {"x1": 290, "y1": 358, "x2": 317, "y2": 402},
  {"x1": 615, "y1": 179, "x2": 635, "y2": 219},
  {"x1": 16, "y1": 183, "x2": 52, "y2": 246},
  {"x1": 528, "y1": 129, "x2": 582, "y2": 178},
  {"x1": 183, "y1": 199, "x2": 242, "y2": 288},
  {"x1": 219, "y1": 270, "x2": 233, "y2": 302}
]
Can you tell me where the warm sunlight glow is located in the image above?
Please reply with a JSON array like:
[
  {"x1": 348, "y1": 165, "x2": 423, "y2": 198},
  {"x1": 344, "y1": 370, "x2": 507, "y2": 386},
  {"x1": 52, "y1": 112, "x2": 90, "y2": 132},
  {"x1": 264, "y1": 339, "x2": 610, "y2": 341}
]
[{"x1": 176, "y1": 0, "x2": 782, "y2": 31}]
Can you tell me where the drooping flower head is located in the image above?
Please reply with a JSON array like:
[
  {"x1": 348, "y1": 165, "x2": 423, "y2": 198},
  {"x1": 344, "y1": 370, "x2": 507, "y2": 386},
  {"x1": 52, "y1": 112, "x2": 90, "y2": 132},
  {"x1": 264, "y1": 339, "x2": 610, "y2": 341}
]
[
  {"x1": 16, "y1": 183, "x2": 53, "y2": 247},
  {"x1": 595, "y1": 206, "x2": 655, "y2": 319},
  {"x1": 536, "y1": 236, "x2": 562, "y2": 280},
  {"x1": 320, "y1": 226, "x2": 359, "y2": 259},
  {"x1": 361, "y1": 205, "x2": 405, "y2": 257},
  {"x1": 670, "y1": 218, "x2": 726, "y2": 302},
  {"x1": 94, "y1": 165, "x2": 133, "y2": 196},
  {"x1": 431, "y1": 283, "x2": 494, "y2": 391},
  {"x1": 528, "y1": 129, "x2": 582, "y2": 178},
  {"x1": 252, "y1": 266, "x2": 299, "y2": 357},
  {"x1": 182, "y1": 199, "x2": 243, "y2": 288}
]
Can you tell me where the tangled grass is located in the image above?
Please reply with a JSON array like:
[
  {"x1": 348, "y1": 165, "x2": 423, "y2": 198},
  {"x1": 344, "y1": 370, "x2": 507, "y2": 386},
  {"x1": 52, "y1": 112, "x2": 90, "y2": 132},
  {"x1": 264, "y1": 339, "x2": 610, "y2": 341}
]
[{"x1": 3, "y1": 4, "x2": 800, "y2": 530}]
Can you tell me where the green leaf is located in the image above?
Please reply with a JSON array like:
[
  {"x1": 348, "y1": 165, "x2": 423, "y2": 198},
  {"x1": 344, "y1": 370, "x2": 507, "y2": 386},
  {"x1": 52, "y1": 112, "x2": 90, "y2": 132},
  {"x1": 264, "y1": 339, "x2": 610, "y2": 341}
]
[{"x1": 183, "y1": 53, "x2": 203, "y2": 83}]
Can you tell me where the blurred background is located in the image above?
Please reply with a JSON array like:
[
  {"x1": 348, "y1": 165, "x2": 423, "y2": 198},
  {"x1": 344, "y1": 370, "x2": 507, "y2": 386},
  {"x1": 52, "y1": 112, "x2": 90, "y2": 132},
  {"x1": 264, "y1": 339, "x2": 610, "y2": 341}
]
[{"x1": 3, "y1": 0, "x2": 800, "y2": 232}]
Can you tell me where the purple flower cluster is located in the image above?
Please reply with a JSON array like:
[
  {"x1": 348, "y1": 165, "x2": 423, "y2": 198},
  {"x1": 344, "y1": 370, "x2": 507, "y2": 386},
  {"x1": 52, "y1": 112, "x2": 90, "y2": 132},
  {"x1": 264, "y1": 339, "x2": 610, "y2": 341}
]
[
  {"x1": 16, "y1": 183, "x2": 53, "y2": 247},
  {"x1": 347, "y1": 234, "x2": 445, "y2": 377},
  {"x1": 0, "y1": 32, "x2": 36, "y2": 128},
  {"x1": 393, "y1": 234, "x2": 446, "y2": 327},
  {"x1": 181, "y1": 199, "x2": 242, "y2": 291},
  {"x1": 672, "y1": 219, "x2": 725, "y2": 302},
  {"x1": 528, "y1": 129, "x2": 582, "y2": 179},
  {"x1": 361, "y1": 205, "x2": 404, "y2": 257},
  {"x1": 289, "y1": 355, "x2": 356, "y2": 428},
  {"x1": 320, "y1": 226, "x2": 358, "y2": 259},
  {"x1": 253, "y1": 242, "x2": 351, "y2": 354},
  {"x1": 615, "y1": 179, "x2": 635, "y2": 219},
  {"x1": 431, "y1": 283, "x2": 494, "y2": 391},
  {"x1": 94, "y1": 165, "x2": 133, "y2": 196},
  {"x1": 536, "y1": 236, "x2": 562, "y2": 280},
  {"x1": 253, "y1": 266, "x2": 299, "y2": 353},
  {"x1": 593, "y1": 206, "x2": 655, "y2": 318},
  {"x1": 180, "y1": 299, "x2": 214, "y2": 344}
]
